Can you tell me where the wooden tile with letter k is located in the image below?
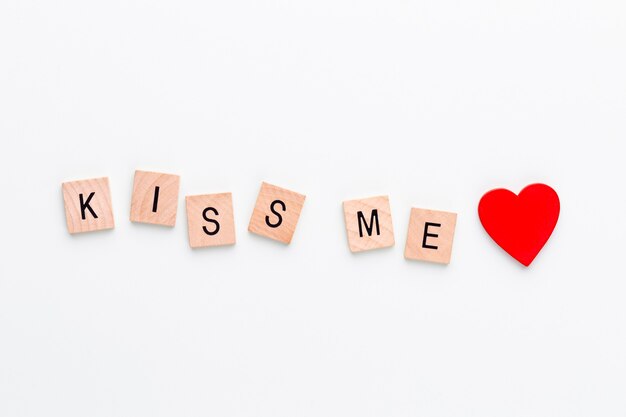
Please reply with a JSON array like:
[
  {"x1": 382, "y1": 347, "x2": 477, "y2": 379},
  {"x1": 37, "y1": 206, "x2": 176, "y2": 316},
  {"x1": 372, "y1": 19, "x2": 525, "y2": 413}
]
[{"x1": 62, "y1": 177, "x2": 115, "y2": 234}]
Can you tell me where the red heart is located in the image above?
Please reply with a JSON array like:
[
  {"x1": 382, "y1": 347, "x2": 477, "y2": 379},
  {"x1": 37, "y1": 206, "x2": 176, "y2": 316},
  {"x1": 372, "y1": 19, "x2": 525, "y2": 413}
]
[{"x1": 478, "y1": 183, "x2": 560, "y2": 267}]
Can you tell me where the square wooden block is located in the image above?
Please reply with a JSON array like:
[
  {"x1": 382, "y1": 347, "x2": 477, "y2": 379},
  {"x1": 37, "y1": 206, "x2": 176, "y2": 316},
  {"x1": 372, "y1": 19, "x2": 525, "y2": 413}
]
[
  {"x1": 248, "y1": 182, "x2": 306, "y2": 244},
  {"x1": 62, "y1": 177, "x2": 115, "y2": 234},
  {"x1": 186, "y1": 193, "x2": 236, "y2": 248},
  {"x1": 404, "y1": 208, "x2": 457, "y2": 264},
  {"x1": 343, "y1": 195, "x2": 395, "y2": 252},
  {"x1": 130, "y1": 170, "x2": 180, "y2": 226}
]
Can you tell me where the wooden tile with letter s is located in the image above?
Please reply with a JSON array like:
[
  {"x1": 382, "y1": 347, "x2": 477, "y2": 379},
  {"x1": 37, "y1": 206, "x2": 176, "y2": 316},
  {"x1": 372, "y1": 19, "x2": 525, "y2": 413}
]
[
  {"x1": 130, "y1": 170, "x2": 180, "y2": 226},
  {"x1": 62, "y1": 177, "x2": 115, "y2": 234},
  {"x1": 186, "y1": 193, "x2": 236, "y2": 248},
  {"x1": 343, "y1": 195, "x2": 395, "y2": 252},
  {"x1": 248, "y1": 182, "x2": 306, "y2": 244},
  {"x1": 404, "y1": 207, "x2": 457, "y2": 264}
]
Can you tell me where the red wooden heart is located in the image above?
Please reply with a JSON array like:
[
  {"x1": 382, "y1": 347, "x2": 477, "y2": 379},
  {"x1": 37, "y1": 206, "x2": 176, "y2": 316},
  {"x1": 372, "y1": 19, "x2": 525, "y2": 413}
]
[{"x1": 478, "y1": 183, "x2": 560, "y2": 266}]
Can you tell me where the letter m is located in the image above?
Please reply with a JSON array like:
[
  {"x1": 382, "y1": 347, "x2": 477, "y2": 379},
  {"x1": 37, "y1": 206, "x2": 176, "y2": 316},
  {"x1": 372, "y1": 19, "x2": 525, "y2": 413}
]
[{"x1": 357, "y1": 209, "x2": 380, "y2": 237}]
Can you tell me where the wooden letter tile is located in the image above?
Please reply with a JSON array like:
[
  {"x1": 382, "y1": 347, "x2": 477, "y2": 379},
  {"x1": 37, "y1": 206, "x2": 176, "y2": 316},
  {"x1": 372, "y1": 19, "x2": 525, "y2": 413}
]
[
  {"x1": 343, "y1": 195, "x2": 394, "y2": 252},
  {"x1": 248, "y1": 182, "x2": 306, "y2": 244},
  {"x1": 62, "y1": 177, "x2": 115, "y2": 234},
  {"x1": 404, "y1": 208, "x2": 457, "y2": 264},
  {"x1": 130, "y1": 170, "x2": 180, "y2": 226},
  {"x1": 186, "y1": 193, "x2": 236, "y2": 248}
]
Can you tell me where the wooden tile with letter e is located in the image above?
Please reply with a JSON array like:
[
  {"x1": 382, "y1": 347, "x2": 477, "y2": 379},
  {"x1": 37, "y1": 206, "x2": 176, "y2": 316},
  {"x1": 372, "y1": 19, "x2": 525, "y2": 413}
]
[
  {"x1": 62, "y1": 177, "x2": 115, "y2": 234},
  {"x1": 343, "y1": 195, "x2": 394, "y2": 252},
  {"x1": 130, "y1": 170, "x2": 180, "y2": 226},
  {"x1": 248, "y1": 182, "x2": 306, "y2": 244},
  {"x1": 186, "y1": 193, "x2": 236, "y2": 248},
  {"x1": 404, "y1": 208, "x2": 457, "y2": 264}
]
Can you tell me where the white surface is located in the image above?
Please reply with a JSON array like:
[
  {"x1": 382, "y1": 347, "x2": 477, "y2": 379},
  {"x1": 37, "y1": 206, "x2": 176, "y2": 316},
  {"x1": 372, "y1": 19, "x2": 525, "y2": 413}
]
[{"x1": 1, "y1": 0, "x2": 625, "y2": 415}]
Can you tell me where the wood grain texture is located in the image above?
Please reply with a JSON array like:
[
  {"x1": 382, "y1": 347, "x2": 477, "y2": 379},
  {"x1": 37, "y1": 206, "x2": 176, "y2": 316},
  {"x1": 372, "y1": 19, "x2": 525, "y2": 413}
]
[
  {"x1": 343, "y1": 195, "x2": 394, "y2": 252},
  {"x1": 130, "y1": 170, "x2": 180, "y2": 226},
  {"x1": 248, "y1": 182, "x2": 306, "y2": 244},
  {"x1": 62, "y1": 177, "x2": 115, "y2": 234},
  {"x1": 404, "y1": 207, "x2": 457, "y2": 264},
  {"x1": 186, "y1": 193, "x2": 236, "y2": 248}
]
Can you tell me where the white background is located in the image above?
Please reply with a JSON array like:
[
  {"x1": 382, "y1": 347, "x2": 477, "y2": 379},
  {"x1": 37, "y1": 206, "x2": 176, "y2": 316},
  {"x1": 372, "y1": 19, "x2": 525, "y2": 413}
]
[{"x1": 1, "y1": 0, "x2": 625, "y2": 415}]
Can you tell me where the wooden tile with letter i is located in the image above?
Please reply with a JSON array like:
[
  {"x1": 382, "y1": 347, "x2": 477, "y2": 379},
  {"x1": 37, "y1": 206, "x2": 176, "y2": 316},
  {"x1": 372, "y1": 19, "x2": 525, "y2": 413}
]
[
  {"x1": 62, "y1": 177, "x2": 115, "y2": 234},
  {"x1": 186, "y1": 193, "x2": 236, "y2": 248},
  {"x1": 404, "y1": 208, "x2": 457, "y2": 264},
  {"x1": 343, "y1": 195, "x2": 394, "y2": 252},
  {"x1": 130, "y1": 170, "x2": 180, "y2": 226},
  {"x1": 248, "y1": 182, "x2": 306, "y2": 244}
]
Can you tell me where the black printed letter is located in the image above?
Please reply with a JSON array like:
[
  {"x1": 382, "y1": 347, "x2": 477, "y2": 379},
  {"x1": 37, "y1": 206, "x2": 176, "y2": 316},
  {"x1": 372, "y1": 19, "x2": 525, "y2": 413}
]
[
  {"x1": 202, "y1": 207, "x2": 220, "y2": 236},
  {"x1": 79, "y1": 192, "x2": 98, "y2": 220},
  {"x1": 422, "y1": 222, "x2": 441, "y2": 250},
  {"x1": 152, "y1": 186, "x2": 160, "y2": 213},
  {"x1": 357, "y1": 209, "x2": 380, "y2": 237},
  {"x1": 265, "y1": 200, "x2": 285, "y2": 228}
]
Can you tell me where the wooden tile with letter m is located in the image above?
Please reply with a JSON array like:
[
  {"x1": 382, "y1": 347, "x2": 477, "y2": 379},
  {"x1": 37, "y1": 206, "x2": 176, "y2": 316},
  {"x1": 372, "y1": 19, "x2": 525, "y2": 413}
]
[{"x1": 343, "y1": 195, "x2": 395, "y2": 252}]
